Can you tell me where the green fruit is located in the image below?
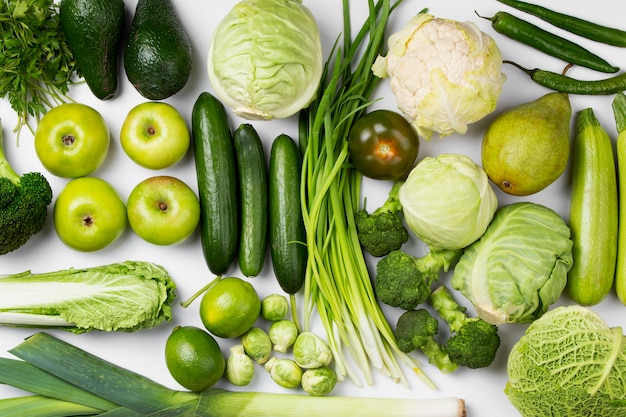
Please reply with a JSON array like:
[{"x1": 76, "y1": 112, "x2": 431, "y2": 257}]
[
  {"x1": 481, "y1": 92, "x2": 571, "y2": 196},
  {"x1": 124, "y1": 0, "x2": 192, "y2": 100},
  {"x1": 165, "y1": 326, "x2": 225, "y2": 392},
  {"x1": 60, "y1": 0, "x2": 125, "y2": 100}
]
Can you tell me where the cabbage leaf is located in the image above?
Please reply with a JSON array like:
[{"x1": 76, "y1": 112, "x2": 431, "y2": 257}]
[{"x1": 0, "y1": 261, "x2": 176, "y2": 333}]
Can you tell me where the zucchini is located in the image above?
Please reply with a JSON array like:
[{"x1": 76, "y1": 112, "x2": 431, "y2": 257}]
[
  {"x1": 233, "y1": 124, "x2": 268, "y2": 277},
  {"x1": 612, "y1": 93, "x2": 626, "y2": 305},
  {"x1": 192, "y1": 92, "x2": 238, "y2": 276},
  {"x1": 567, "y1": 108, "x2": 618, "y2": 306},
  {"x1": 268, "y1": 134, "x2": 307, "y2": 294}
]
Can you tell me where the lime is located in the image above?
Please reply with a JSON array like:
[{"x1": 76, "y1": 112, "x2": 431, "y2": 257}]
[
  {"x1": 164, "y1": 325, "x2": 225, "y2": 392},
  {"x1": 199, "y1": 277, "x2": 261, "y2": 338}
]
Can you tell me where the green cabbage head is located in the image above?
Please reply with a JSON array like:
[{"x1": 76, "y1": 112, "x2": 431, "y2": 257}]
[
  {"x1": 372, "y1": 13, "x2": 506, "y2": 140},
  {"x1": 398, "y1": 154, "x2": 498, "y2": 251},
  {"x1": 506, "y1": 306, "x2": 626, "y2": 417},
  {"x1": 452, "y1": 202, "x2": 573, "y2": 325},
  {"x1": 207, "y1": 0, "x2": 323, "y2": 120}
]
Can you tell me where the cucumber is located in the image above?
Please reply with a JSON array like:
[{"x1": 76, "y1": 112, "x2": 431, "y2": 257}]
[
  {"x1": 192, "y1": 92, "x2": 238, "y2": 276},
  {"x1": 234, "y1": 124, "x2": 268, "y2": 277},
  {"x1": 567, "y1": 108, "x2": 618, "y2": 306},
  {"x1": 268, "y1": 134, "x2": 307, "y2": 294},
  {"x1": 612, "y1": 93, "x2": 626, "y2": 305}
]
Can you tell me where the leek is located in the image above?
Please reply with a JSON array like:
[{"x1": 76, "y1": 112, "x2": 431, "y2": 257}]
[
  {"x1": 0, "y1": 261, "x2": 176, "y2": 333},
  {"x1": 0, "y1": 332, "x2": 466, "y2": 417}
]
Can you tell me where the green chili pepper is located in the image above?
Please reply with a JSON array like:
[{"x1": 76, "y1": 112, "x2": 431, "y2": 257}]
[
  {"x1": 497, "y1": 0, "x2": 626, "y2": 47},
  {"x1": 506, "y1": 61, "x2": 626, "y2": 95},
  {"x1": 484, "y1": 11, "x2": 619, "y2": 73}
]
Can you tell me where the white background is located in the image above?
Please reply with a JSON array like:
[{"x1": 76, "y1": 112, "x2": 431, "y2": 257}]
[{"x1": 1, "y1": 0, "x2": 625, "y2": 416}]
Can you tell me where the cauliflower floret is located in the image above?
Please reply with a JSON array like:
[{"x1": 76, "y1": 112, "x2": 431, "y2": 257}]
[{"x1": 373, "y1": 13, "x2": 506, "y2": 140}]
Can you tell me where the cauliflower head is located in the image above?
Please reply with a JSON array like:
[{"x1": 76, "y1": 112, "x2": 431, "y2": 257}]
[{"x1": 372, "y1": 13, "x2": 506, "y2": 140}]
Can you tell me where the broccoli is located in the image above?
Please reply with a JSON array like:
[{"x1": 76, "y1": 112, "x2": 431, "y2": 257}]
[
  {"x1": 394, "y1": 309, "x2": 458, "y2": 374},
  {"x1": 356, "y1": 181, "x2": 408, "y2": 257},
  {"x1": 429, "y1": 285, "x2": 501, "y2": 369},
  {"x1": 374, "y1": 248, "x2": 462, "y2": 310},
  {"x1": 0, "y1": 123, "x2": 52, "y2": 255}
]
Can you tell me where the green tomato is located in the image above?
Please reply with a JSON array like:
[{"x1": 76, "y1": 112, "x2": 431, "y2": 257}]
[
  {"x1": 53, "y1": 177, "x2": 127, "y2": 252},
  {"x1": 348, "y1": 109, "x2": 419, "y2": 181},
  {"x1": 35, "y1": 103, "x2": 110, "y2": 178}
]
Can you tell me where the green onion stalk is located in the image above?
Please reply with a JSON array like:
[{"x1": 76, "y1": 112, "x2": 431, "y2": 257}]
[
  {"x1": 0, "y1": 332, "x2": 466, "y2": 416},
  {"x1": 298, "y1": 0, "x2": 433, "y2": 388}
]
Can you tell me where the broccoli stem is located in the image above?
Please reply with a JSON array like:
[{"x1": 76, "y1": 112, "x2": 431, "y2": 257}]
[
  {"x1": 373, "y1": 181, "x2": 403, "y2": 215},
  {"x1": 429, "y1": 285, "x2": 468, "y2": 333},
  {"x1": 414, "y1": 249, "x2": 463, "y2": 284},
  {"x1": 0, "y1": 125, "x2": 20, "y2": 184},
  {"x1": 421, "y1": 339, "x2": 458, "y2": 374}
]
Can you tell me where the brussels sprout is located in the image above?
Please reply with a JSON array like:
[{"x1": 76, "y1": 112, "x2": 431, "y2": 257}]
[
  {"x1": 268, "y1": 320, "x2": 299, "y2": 353},
  {"x1": 399, "y1": 154, "x2": 498, "y2": 251},
  {"x1": 264, "y1": 357, "x2": 302, "y2": 389},
  {"x1": 261, "y1": 294, "x2": 289, "y2": 321},
  {"x1": 241, "y1": 327, "x2": 272, "y2": 364},
  {"x1": 301, "y1": 367, "x2": 338, "y2": 396},
  {"x1": 225, "y1": 344, "x2": 255, "y2": 386},
  {"x1": 292, "y1": 332, "x2": 333, "y2": 369}
]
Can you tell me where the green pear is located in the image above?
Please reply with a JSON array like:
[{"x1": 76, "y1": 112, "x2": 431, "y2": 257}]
[{"x1": 481, "y1": 92, "x2": 571, "y2": 196}]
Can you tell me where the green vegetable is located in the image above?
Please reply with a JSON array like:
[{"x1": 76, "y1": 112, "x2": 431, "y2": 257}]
[
  {"x1": 347, "y1": 109, "x2": 419, "y2": 181},
  {"x1": 612, "y1": 93, "x2": 626, "y2": 305},
  {"x1": 506, "y1": 60, "x2": 626, "y2": 95},
  {"x1": 394, "y1": 309, "x2": 458, "y2": 374},
  {"x1": 207, "y1": 0, "x2": 323, "y2": 120},
  {"x1": 225, "y1": 344, "x2": 255, "y2": 386},
  {"x1": 0, "y1": 122, "x2": 52, "y2": 255},
  {"x1": 0, "y1": 261, "x2": 175, "y2": 333},
  {"x1": 260, "y1": 294, "x2": 289, "y2": 321},
  {"x1": 268, "y1": 319, "x2": 299, "y2": 353},
  {"x1": 264, "y1": 357, "x2": 302, "y2": 389},
  {"x1": 233, "y1": 123, "x2": 268, "y2": 277},
  {"x1": 0, "y1": 332, "x2": 467, "y2": 417},
  {"x1": 497, "y1": 0, "x2": 626, "y2": 47},
  {"x1": 293, "y1": 332, "x2": 333, "y2": 369},
  {"x1": 399, "y1": 154, "x2": 498, "y2": 251},
  {"x1": 505, "y1": 306, "x2": 626, "y2": 417},
  {"x1": 429, "y1": 285, "x2": 500, "y2": 370},
  {"x1": 301, "y1": 367, "x2": 338, "y2": 397},
  {"x1": 483, "y1": 11, "x2": 618, "y2": 73},
  {"x1": 567, "y1": 108, "x2": 618, "y2": 306},
  {"x1": 300, "y1": 0, "x2": 434, "y2": 388},
  {"x1": 375, "y1": 249, "x2": 462, "y2": 310},
  {"x1": 241, "y1": 327, "x2": 272, "y2": 364},
  {"x1": 356, "y1": 181, "x2": 409, "y2": 257},
  {"x1": 0, "y1": 0, "x2": 77, "y2": 139},
  {"x1": 192, "y1": 92, "x2": 238, "y2": 276},
  {"x1": 452, "y1": 202, "x2": 573, "y2": 324}
]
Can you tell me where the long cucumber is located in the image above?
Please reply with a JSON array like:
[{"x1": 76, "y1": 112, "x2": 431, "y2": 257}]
[
  {"x1": 567, "y1": 107, "x2": 618, "y2": 306},
  {"x1": 268, "y1": 134, "x2": 307, "y2": 295},
  {"x1": 233, "y1": 124, "x2": 268, "y2": 278},
  {"x1": 612, "y1": 93, "x2": 626, "y2": 304},
  {"x1": 192, "y1": 92, "x2": 238, "y2": 276}
]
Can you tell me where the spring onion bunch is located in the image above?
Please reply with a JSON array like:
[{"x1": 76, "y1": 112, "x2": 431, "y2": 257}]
[
  {"x1": 0, "y1": 332, "x2": 466, "y2": 416},
  {"x1": 298, "y1": 0, "x2": 432, "y2": 388}
]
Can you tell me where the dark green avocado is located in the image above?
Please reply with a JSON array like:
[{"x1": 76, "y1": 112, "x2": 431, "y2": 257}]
[
  {"x1": 124, "y1": 0, "x2": 192, "y2": 100},
  {"x1": 60, "y1": 0, "x2": 126, "y2": 100}
]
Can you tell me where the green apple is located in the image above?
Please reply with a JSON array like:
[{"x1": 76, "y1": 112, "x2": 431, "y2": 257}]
[
  {"x1": 54, "y1": 177, "x2": 127, "y2": 252},
  {"x1": 120, "y1": 102, "x2": 190, "y2": 169},
  {"x1": 35, "y1": 103, "x2": 110, "y2": 178},
  {"x1": 127, "y1": 175, "x2": 200, "y2": 246}
]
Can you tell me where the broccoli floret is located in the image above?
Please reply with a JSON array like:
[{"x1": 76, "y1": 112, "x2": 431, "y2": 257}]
[
  {"x1": 394, "y1": 309, "x2": 458, "y2": 373},
  {"x1": 375, "y1": 249, "x2": 462, "y2": 310},
  {"x1": 0, "y1": 124, "x2": 52, "y2": 255},
  {"x1": 356, "y1": 181, "x2": 408, "y2": 257},
  {"x1": 429, "y1": 285, "x2": 501, "y2": 369}
]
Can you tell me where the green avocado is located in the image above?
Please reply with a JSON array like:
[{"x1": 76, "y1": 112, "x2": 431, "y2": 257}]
[
  {"x1": 124, "y1": 0, "x2": 192, "y2": 100},
  {"x1": 60, "y1": 0, "x2": 126, "y2": 100}
]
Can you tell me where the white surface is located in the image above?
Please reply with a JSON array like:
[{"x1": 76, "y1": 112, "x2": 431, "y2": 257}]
[{"x1": 1, "y1": 0, "x2": 625, "y2": 415}]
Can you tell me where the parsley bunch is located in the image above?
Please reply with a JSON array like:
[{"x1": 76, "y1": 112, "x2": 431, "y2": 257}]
[{"x1": 0, "y1": 0, "x2": 77, "y2": 141}]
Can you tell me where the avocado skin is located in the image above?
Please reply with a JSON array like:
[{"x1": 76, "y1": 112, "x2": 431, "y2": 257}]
[
  {"x1": 124, "y1": 0, "x2": 192, "y2": 100},
  {"x1": 60, "y1": 0, "x2": 125, "y2": 100}
]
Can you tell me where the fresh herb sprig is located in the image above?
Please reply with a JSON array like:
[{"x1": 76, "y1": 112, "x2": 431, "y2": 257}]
[{"x1": 0, "y1": 0, "x2": 77, "y2": 141}]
